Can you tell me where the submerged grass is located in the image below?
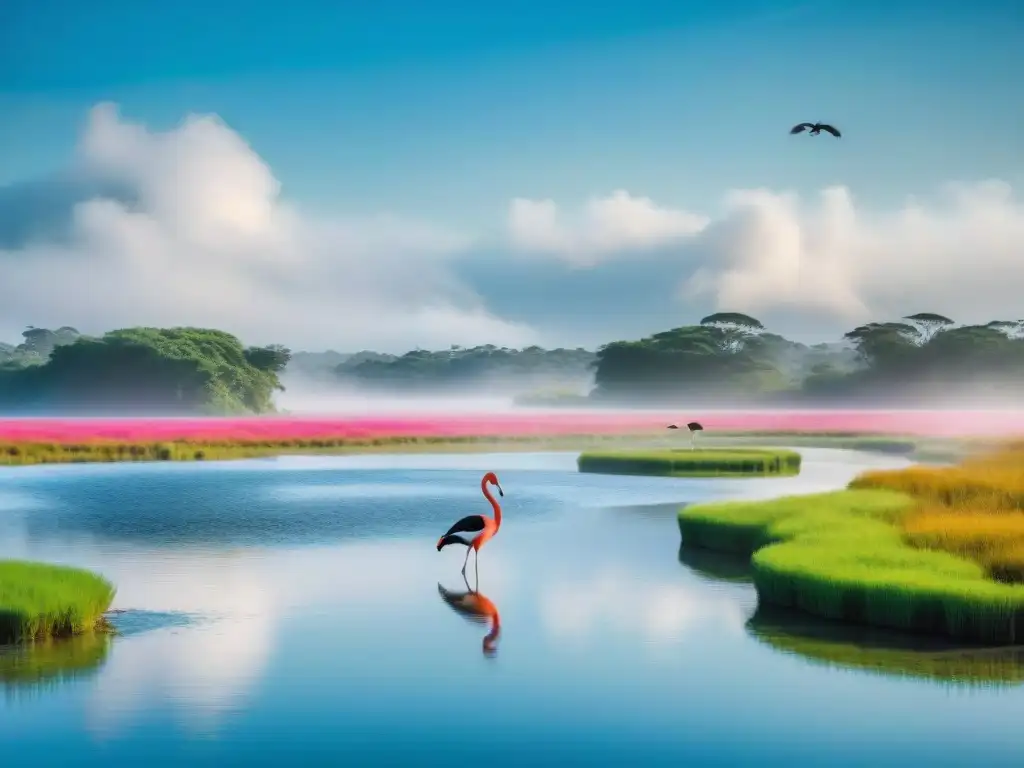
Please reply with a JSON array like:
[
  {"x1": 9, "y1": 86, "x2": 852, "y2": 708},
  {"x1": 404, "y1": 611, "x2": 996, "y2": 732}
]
[
  {"x1": 677, "y1": 543, "x2": 754, "y2": 584},
  {"x1": 0, "y1": 632, "x2": 111, "y2": 695},
  {"x1": 748, "y1": 608, "x2": 1024, "y2": 687},
  {"x1": 0, "y1": 561, "x2": 116, "y2": 643},
  {"x1": 679, "y1": 489, "x2": 1024, "y2": 643},
  {"x1": 577, "y1": 447, "x2": 802, "y2": 478}
]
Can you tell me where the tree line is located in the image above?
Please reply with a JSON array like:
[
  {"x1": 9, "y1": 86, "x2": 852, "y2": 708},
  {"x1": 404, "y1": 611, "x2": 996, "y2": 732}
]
[
  {"x1": 329, "y1": 344, "x2": 597, "y2": 393},
  {"x1": 590, "y1": 312, "x2": 1024, "y2": 405},
  {"x1": 0, "y1": 326, "x2": 291, "y2": 415},
  {"x1": 2, "y1": 310, "x2": 1020, "y2": 414}
]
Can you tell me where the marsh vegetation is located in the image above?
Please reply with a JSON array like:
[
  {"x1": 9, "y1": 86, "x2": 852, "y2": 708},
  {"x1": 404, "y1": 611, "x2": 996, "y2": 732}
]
[
  {"x1": 680, "y1": 443, "x2": 1024, "y2": 642},
  {"x1": 0, "y1": 561, "x2": 116, "y2": 643},
  {"x1": 578, "y1": 447, "x2": 803, "y2": 477}
]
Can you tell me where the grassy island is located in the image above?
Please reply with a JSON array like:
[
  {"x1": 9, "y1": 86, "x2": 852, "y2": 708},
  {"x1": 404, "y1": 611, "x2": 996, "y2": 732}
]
[
  {"x1": 679, "y1": 442, "x2": 1024, "y2": 643},
  {"x1": 0, "y1": 561, "x2": 116, "y2": 644},
  {"x1": 578, "y1": 448, "x2": 802, "y2": 478}
]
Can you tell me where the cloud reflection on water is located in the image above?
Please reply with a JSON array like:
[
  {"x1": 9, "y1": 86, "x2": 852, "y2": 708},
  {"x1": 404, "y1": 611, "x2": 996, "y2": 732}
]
[
  {"x1": 83, "y1": 537, "x2": 519, "y2": 738},
  {"x1": 539, "y1": 567, "x2": 749, "y2": 647},
  {"x1": 0, "y1": 446, "x2": 937, "y2": 755},
  {"x1": 85, "y1": 552, "x2": 277, "y2": 739}
]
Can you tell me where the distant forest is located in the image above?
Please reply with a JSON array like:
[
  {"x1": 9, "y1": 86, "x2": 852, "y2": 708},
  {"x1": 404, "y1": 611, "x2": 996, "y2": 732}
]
[
  {"x1": 0, "y1": 326, "x2": 290, "y2": 415},
  {"x1": 2, "y1": 311, "x2": 1022, "y2": 414},
  {"x1": 287, "y1": 344, "x2": 597, "y2": 399},
  {"x1": 288, "y1": 311, "x2": 1024, "y2": 407}
]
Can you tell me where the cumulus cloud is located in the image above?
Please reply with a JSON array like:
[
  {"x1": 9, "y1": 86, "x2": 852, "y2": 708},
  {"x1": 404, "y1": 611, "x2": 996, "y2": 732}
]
[
  {"x1": 683, "y1": 180, "x2": 1024, "y2": 327},
  {"x1": 509, "y1": 180, "x2": 1024, "y2": 330},
  {"x1": 0, "y1": 103, "x2": 537, "y2": 351},
  {"x1": 507, "y1": 190, "x2": 708, "y2": 266}
]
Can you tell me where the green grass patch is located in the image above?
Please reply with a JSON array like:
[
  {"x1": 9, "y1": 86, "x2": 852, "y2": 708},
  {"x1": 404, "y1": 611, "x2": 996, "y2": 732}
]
[
  {"x1": 748, "y1": 607, "x2": 1024, "y2": 687},
  {"x1": 577, "y1": 448, "x2": 802, "y2": 478},
  {"x1": 0, "y1": 561, "x2": 116, "y2": 643},
  {"x1": 679, "y1": 489, "x2": 1024, "y2": 643}
]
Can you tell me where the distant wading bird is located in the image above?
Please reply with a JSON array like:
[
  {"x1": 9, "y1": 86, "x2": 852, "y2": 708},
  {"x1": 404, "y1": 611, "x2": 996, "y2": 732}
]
[
  {"x1": 437, "y1": 573, "x2": 501, "y2": 656},
  {"x1": 667, "y1": 421, "x2": 704, "y2": 450},
  {"x1": 436, "y1": 471, "x2": 504, "y2": 576},
  {"x1": 789, "y1": 122, "x2": 841, "y2": 137}
]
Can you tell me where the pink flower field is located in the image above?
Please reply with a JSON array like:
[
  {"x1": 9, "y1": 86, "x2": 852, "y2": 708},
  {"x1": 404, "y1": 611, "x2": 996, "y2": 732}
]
[{"x1": 1, "y1": 410, "x2": 1024, "y2": 444}]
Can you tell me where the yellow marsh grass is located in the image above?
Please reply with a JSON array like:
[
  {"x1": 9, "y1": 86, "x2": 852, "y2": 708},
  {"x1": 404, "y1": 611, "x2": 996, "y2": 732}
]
[
  {"x1": 902, "y1": 508, "x2": 1024, "y2": 556},
  {"x1": 852, "y1": 444, "x2": 1024, "y2": 583}
]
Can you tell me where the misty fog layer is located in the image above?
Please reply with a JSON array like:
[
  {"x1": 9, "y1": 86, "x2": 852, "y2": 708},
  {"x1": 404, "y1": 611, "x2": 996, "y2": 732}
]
[{"x1": 276, "y1": 369, "x2": 596, "y2": 414}]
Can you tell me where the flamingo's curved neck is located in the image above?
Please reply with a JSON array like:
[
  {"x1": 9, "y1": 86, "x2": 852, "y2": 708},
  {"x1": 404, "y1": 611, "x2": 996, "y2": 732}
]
[{"x1": 481, "y1": 480, "x2": 502, "y2": 529}]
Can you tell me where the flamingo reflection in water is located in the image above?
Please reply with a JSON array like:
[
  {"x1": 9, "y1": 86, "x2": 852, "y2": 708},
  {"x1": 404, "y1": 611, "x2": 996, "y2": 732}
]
[{"x1": 437, "y1": 572, "x2": 501, "y2": 657}]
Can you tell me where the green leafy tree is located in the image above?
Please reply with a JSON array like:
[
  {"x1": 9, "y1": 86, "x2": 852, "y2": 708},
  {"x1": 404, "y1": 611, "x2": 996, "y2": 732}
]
[{"x1": 0, "y1": 327, "x2": 287, "y2": 415}]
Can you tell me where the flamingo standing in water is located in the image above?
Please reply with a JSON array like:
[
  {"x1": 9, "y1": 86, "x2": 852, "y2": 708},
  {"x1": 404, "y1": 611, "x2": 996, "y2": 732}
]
[
  {"x1": 437, "y1": 573, "x2": 501, "y2": 656},
  {"x1": 436, "y1": 471, "x2": 503, "y2": 576}
]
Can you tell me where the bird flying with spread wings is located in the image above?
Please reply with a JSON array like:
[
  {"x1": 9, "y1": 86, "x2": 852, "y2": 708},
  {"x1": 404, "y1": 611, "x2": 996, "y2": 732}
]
[{"x1": 790, "y1": 122, "x2": 841, "y2": 137}]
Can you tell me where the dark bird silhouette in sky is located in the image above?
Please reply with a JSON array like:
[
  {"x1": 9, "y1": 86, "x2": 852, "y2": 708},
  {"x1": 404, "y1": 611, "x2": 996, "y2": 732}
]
[{"x1": 790, "y1": 122, "x2": 841, "y2": 138}]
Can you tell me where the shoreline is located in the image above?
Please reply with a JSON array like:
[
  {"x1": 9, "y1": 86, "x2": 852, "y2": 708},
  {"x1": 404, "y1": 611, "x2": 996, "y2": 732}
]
[
  {"x1": 679, "y1": 484, "x2": 1024, "y2": 644},
  {"x1": 0, "y1": 430, "x2": 977, "y2": 467}
]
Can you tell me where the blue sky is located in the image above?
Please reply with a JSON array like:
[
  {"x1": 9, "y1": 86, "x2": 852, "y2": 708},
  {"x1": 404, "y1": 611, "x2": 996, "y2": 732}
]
[{"x1": 1, "y1": 0, "x2": 1023, "y2": 351}]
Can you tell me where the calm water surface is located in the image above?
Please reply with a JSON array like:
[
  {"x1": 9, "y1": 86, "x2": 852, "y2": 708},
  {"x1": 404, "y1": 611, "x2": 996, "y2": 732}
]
[{"x1": 0, "y1": 448, "x2": 1022, "y2": 766}]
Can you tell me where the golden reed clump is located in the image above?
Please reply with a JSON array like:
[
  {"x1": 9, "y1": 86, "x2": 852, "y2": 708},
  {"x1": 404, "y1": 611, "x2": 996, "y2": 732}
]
[{"x1": 852, "y1": 442, "x2": 1024, "y2": 583}]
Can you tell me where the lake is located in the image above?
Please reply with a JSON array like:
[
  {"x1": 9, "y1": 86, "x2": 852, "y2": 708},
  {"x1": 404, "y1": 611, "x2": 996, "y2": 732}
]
[{"x1": 1, "y1": 448, "x2": 1022, "y2": 766}]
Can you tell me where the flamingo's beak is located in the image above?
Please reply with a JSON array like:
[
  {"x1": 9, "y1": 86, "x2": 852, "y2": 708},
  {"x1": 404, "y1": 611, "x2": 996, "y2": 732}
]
[{"x1": 497, "y1": 483, "x2": 504, "y2": 497}]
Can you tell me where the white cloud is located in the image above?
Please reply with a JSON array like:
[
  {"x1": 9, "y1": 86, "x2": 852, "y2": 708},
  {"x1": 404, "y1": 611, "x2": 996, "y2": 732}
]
[
  {"x1": 8, "y1": 102, "x2": 1023, "y2": 351},
  {"x1": 507, "y1": 190, "x2": 708, "y2": 266},
  {"x1": 0, "y1": 103, "x2": 537, "y2": 351},
  {"x1": 683, "y1": 180, "x2": 1024, "y2": 327},
  {"x1": 509, "y1": 180, "x2": 1024, "y2": 329}
]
